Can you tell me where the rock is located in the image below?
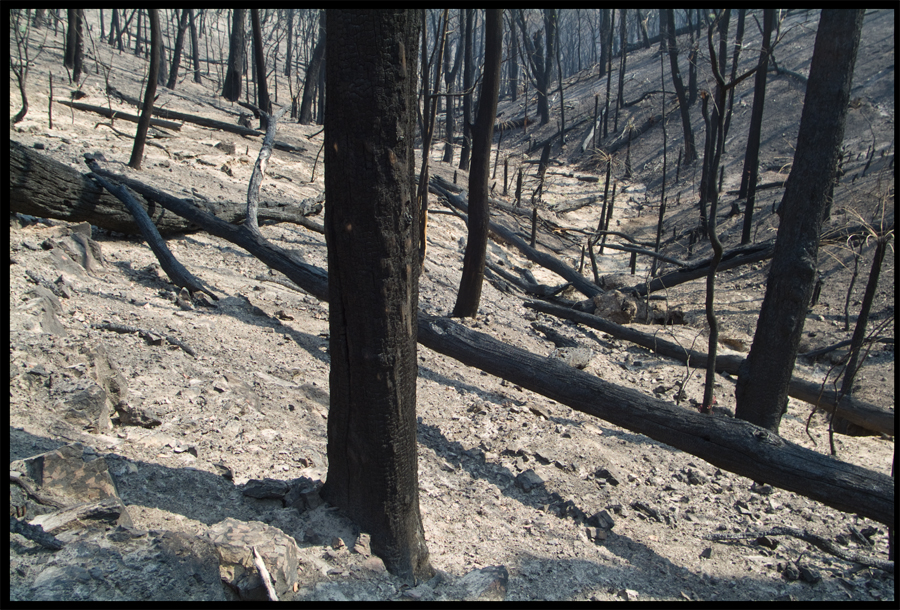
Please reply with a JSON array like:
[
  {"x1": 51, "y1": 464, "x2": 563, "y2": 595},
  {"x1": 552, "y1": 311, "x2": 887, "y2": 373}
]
[
  {"x1": 587, "y1": 510, "x2": 615, "y2": 530},
  {"x1": 593, "y1": 290, "x2": 638, "y2": 324},
  {"x1": 114, "y1": 402, "x2": 162, "y2": 428},
  {"x1": 515, "y1": 469, "x2": 544, "y2": 492},
  {"x1": 750, "y1": 482, "x2": 775, "y2": 495},
  {"x1": 13, "y1": 285, "x2": 67, "y2": 336},
  {"x1": 549, "y1": 347, "x2": 594, "y2": 369},
  {"x1": 215, "y1": 141, "x2": 236, "y2": 155},
  {"x1": 798, "y1": 564, "x2": 822, "y2": 584},
  {"x1": 444, "y1": 565, "x2": 509, "y2": 601},
  {"x1": 593, "y1": 467, "x2": 621, "y2": 486},
  {"x1": 206, "y1": 518, "x2": 300, "y2": 601},
  {"x1": 30, "y1": 496, "x2": 132, "y2": 534},
  {"x1": 699, "y1": 547, "x2": 713, "y2": 559},
  {"x1": 362, "y1": 556, "x2": 386, "y2": 573},
  {"x1": 618, "y1": 588, "x2": 640, "y2": 601},
  {"x1": 586, "y1": 526, "x2": 608, "y2": 543},
  {"x1": 242, "y1": 478, "x2": 290, "y2": 501},
  {"x1": 284, "y1": 478, "x2": 324, "y2": 512},
  {"x1": 687, "y1": 468, "x2": 709, "y2": 485},
  {"x1": 18, "y1": 529, "x2": 225, "y2": 601},
  {"x1": 10, "y1": 443, "x2": 121, "y2": 511},
  {"x1": 782, "y1": 563, "x2": 800, "y2": 581},
  {"x1": 630, "y1": 500, "x2": 661, "y2": 522},
  {"x1": 58, "y1": 383, "x2": 110, "y2": 431}
]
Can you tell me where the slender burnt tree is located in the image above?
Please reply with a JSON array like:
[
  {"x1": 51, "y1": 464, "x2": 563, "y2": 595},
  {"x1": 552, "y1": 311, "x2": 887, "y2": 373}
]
[
  {"x1": 453, "y1": 9, "x2": 503, "y2": 318},
  {"x1": 128, "y1": 8, "x2": 160, "y2": 170},
  {"x1": 441, "y1": 10, "x2": 464, "y2": 164},
  {"x1": 663, "y1": 8, "x2": 696, "y2": 164},
  {"x1": 739, "y1": 9, "x2": 775, "y2": 244},
  {"x1": 188, "y1": 9, "x2": 201, "y2": 84},
  {"x1": 299, "y1": 10, "x2": 325, "y2": 125},
  {"x1": 166, "y1": 9, "x2": 190, "y2": 89},
  {"x1": 735, "y1": 9, "x2": 865, "y2": 433},
  {"x1": 321, "y1": 8, "x2": 433, "y2": 585},
  {"x1": 458, "y1": 8, "x2": 474, "y2": 170}
]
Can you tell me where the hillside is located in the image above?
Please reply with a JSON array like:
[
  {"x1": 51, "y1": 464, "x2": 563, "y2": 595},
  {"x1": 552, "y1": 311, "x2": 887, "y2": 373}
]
[{"x1": 9, "y1": 9, "x2": 894, "y2": 601}]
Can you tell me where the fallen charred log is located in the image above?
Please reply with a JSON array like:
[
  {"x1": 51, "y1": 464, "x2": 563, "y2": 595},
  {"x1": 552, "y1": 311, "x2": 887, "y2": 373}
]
[
  {"x1": 9, "y1": 141, "x2": 322, "y2": 235},
  {"x1": 525, "y1": 299, "x2": 894, "y2": 436}
]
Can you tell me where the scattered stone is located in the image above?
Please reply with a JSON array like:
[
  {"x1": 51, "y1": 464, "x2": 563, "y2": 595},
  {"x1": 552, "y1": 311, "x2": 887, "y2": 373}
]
[
  {"x1": 114, "y1": 402, "x2": 162, "y2": 428},
  {"x1": 700, "y1": 547, "x2": 713, "y2": 559},
  {"x1": 588, "y1": 510, "x2": 616, "y2": 530},
  {"x1": 593, "y1": 467, "x2": 620, "y2": 486},
  {"x1": 750, "y1": 482, "x2": 775, "y2": 495},
  {"x1": 242, "y1": 478, "x2": 290, "y2": 501},
  {"x1": 30, "y1": 496, "x2": 132, "y2": 534},
  {"x1": 206, "y1": 518, "x2": 300, "y2": 601},
  {"x1": 631, "y1": 501, "x2": 661, "y2": 522},
  {"x1": 362, "y1": 556, "x2": 385, "y2": 574},
  {"x1": 782, "y1": 563, "x2": 801, "y2": 581},
  {"x1": 798, "y1": 564, "x2": 821, "y2": 584},
  {"x1": 549, "y1": 347, "x2": 594, "y2": 369},
  {"x1": 586, "y1": 526, "x2": 608, "y2": 543},
  {"x1": 757, "y1": 536, "x2": 779, "y2": 550},
  {"x1": 10, "y1": 443, "x2": 121, "y2": 510},
  {"x1": 515, "y1": 469, "x2": 544, "y2": 492},
  {"x1": 618, "y1": 588, "x2": 640, "y2": 601},
  {"x1": 212, "y1": 463, "x2": 234, "y2": 480},
  {"x1": 687, "y1": 468, "x2": 709, "y2": 485},
  {"x1": 443, "y1": 565, "x2": 509, "y2": 602},
  {"x1": 21, "y1": 529, "x2": 225, "y2": 601}
]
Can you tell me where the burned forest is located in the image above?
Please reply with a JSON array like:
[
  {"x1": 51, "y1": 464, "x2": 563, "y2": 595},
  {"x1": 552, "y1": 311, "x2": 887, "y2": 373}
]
[{"x1": 9, "y1": 8, "x2": 895, "y2": 602}]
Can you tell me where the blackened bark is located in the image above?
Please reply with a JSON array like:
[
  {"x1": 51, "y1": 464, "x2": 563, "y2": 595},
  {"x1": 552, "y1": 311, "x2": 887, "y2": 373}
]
[
  {"x1": 735, "y1": 9, "x2": 865, "y2": 432},
  {"x1": 740, "y1": 9, "x2": 775, "y2": 244},
  {"x1": 189, "y1": 9, "x2": 201, "y2": 84},
  {"x1": 321, "y1": 9, "x2": 432, "y2": 585},
  {"x1": 508, "y1": 14, "x2": 518, "y2": 101},
  {"x1": 283, "y1": 9, "x2": 293, "y2": 77},
  {"x1": 441, "y1": 10, "x2": 464, "y2": 164},
  {"x1": 458, "y1": 8, "x2": 474, "y2": 170},
  {"x1": 298, "y1": 10, "x2": 325, "y2": 125},
  {"x1": 664, "y1": 8, "x2": 696, "y2": 163},
  {"x1": 65, "y1": 9, "x2": 83, "y2": 84},
  {"x1": 128, "y1": 8, "x2": 160, "y2": 170},
  {"x1": 453, "y1": 10, "x2": 502, "y2": 318},
  {"x1": 166, "y1": 9, "x2": 190, "y2": 89},
  {"x1": 250, "y1": 9, "x2": 272, "y2": 129},
  {"x1": 222, "y1": 9, "x2": 245, "y2": 102}
]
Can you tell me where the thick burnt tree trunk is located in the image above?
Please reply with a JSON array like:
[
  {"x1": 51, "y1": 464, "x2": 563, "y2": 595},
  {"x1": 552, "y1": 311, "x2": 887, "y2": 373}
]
[
  {"x1": 735, "y1": 9, "x2": 865, "y2": 433},
  {"x1": 321, "y1": 9, "x2": 432, "y2": 585},
  {"x1": 222, "y1": 9, "x2": 245, "y2": 102},
  {"x1": 452, "y1": 10, "x2": 502, "y2": 317},
  {"x1": 165, "y1": 9, "x2": 190, "y2": 90},
  {"x1": 250, "y1": 9, "x2": 272, "y2": 129}
]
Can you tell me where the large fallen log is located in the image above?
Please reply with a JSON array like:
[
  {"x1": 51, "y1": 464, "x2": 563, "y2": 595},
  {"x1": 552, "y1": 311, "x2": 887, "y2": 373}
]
[
  {"x1": 9, "y1": 140, "x2": 322, "y2": 235},
  {"x1": 58, "y1": 161, "x2": 894, "y2": 528},
  {"x1": 416, "y1": 316, "x2": 893, "y2": 527},
  {"x1": 525, "y1": 299, "x2": 894, "y2": 436}
]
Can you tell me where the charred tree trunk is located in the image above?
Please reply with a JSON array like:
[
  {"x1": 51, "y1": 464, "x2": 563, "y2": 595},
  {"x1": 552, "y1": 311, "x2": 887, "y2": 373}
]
[
  {"x1": 250, "y1": 9, "x2": 272, "y2": 129},
  {"x1": 188, "y1": 9, "x2": 202, "y2": 84},
  {"x1": 64, "y1": 9, "x2": 83, "y2": 84},
  {"x1": 165, "y1": 9, "x2": 190, "y2": 89},
  {"x1": 299, "y1": 10, "x2": 325, "y2": 125},
  {"x1": 128, "y1": 8, "x2": 160, "y2": 170},
  {"x1": 453, "y1": 10, "x2": 502, "y2": 318},
  {"x1": 322, "y1": 8, "x2": 432, "y2": 585},
  {"x1": 222, "y1": 9, "x2": 245, "y2": 102},
  {"x1": 740, "y1": 9, "x2": 775, "y2": 244},
  {"x1": 663, "y1": 8, "x2": 696, "y2": 164},
  {"x1": 458, "y1": 8, "x2": 474, "y2": 171},
  {"x1": 735, "y1": 9, "x2": 865, "y2": 433}
]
